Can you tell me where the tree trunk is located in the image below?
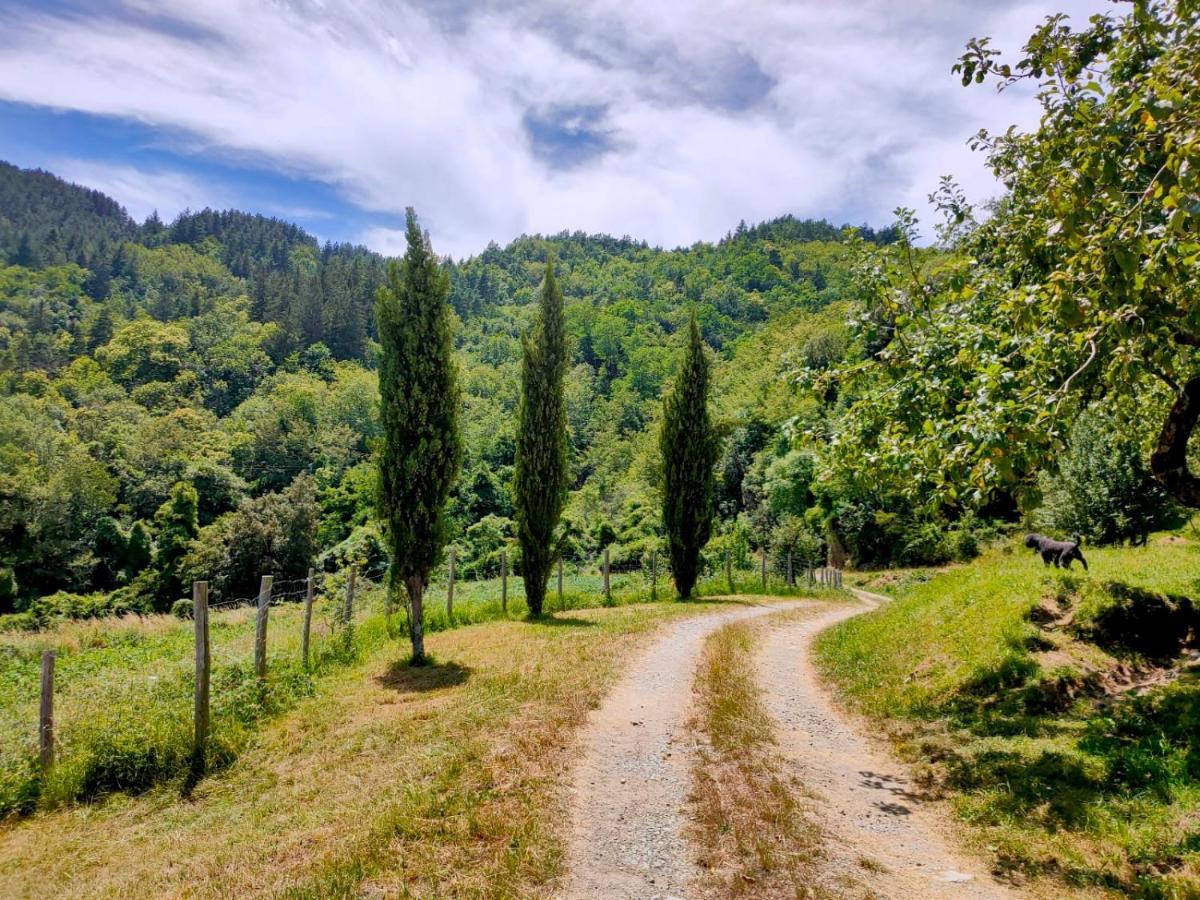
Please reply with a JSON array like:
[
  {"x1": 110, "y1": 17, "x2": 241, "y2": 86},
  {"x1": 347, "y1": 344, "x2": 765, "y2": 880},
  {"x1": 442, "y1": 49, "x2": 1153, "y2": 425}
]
[
  {"x1": 525, "y1": 557, "x2": 545, "y2": 618},
  {"x1": 405, "y1": 574, "x2": 426, "y2": 665},
  {"x1": 1151, "y1": 375, "x2": 1200, "y2": 509}
]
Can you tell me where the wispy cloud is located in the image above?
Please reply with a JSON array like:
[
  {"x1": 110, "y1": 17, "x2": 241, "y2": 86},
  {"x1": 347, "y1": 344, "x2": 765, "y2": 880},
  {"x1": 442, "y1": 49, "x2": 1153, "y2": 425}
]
[
  {"x1": 48, "y1": 158, "x2": 229, "y2": 223},
  {"x1": 0, "y1": 0, "x2": 1109, "y2": 257}
]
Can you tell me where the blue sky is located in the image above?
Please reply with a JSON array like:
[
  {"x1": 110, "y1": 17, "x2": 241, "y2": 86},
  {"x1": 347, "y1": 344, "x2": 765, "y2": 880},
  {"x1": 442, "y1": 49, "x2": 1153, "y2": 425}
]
[{"x1": 0, "y1": 0, "x2": 1108, "y2": 259}]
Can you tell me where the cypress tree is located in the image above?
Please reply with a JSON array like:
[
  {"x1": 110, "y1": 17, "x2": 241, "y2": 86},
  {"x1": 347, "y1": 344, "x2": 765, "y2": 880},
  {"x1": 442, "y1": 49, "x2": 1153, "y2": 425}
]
[
  {"x1": 514, "y1": 260, "x2": 569, "y2": 617},
  {"x1": 124, "y1": 521, "x2": 153, "y2": 581},
  {"x1": 375, "y1": 209, "x2": 462, "y2": 665},
  {"x1": 660, "y1": 313, "x2": 718, "y2": 599}
]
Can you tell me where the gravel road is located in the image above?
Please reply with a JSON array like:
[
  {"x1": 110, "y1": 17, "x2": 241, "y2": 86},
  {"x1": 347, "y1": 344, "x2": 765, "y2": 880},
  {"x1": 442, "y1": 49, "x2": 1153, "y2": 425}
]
[
  {"x1": 560, "y1": 592, "x2": 1020, "y2": 899},
  {"x1": 561, "y1": 600, "x2": 802, "y2": 900},
  {"x1": 755, "y1": 590, "x2": 1019, "y2": 898}
]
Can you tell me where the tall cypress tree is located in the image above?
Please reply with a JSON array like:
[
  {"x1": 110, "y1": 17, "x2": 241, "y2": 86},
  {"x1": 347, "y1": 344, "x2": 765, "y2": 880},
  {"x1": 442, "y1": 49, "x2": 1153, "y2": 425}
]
[
  {"x1": 660, "y1": 313, "x2": 718, "y2": 599},
  {"x1": 514, "y1": 260, "x2": 569, "y2": 617},
  {"x1": 375, "y1": 209, "x2": 462, "y2": 664}
]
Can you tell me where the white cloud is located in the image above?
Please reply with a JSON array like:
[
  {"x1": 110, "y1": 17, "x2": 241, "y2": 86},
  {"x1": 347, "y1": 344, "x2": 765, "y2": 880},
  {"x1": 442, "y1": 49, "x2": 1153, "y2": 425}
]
[
  {"x1": 48, "y1": 158, "x2": 229, "y2": 223},
  {"x1": 0, "y1": 0, "x2": 1110, "y2": 256}
]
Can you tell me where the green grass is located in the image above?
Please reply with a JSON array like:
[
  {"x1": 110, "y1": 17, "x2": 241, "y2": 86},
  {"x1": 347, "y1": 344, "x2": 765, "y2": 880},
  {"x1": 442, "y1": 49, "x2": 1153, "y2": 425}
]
[
  {"x1": 817, "y1": 533, "x2": 1200, "y2": 897},
  {"x1": 0, "y1": 588, "x2": 385, "y2": 817}
]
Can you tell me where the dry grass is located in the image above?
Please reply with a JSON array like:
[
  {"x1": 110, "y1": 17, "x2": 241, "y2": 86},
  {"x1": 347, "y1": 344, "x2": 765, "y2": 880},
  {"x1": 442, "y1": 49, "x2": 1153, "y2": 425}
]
[
  {"x1": 686, "y1": 616, "x2": 831, "y2": 898},
  {"x1": 0, "y1": 601, "x2": 721, "y2": 898}
]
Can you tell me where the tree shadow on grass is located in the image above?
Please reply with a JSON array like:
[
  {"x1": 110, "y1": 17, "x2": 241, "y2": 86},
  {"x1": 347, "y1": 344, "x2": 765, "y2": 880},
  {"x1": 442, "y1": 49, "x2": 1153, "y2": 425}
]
[
  {"x1": 376, "y1": 659, "x2": 473, "y2": 693},
  {"x1": 948, "y1": 746, "x2": 1103, "y2": 830},
  {"x1": 528, "y1": 614, "x2": 597, "y2": 627}
]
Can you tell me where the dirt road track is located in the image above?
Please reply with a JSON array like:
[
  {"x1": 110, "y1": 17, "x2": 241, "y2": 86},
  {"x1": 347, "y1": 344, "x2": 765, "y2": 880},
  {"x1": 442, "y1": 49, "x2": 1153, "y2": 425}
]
[
  {"x1": 560, "y1": 592, "x2": 1018, "y2": 899},
  {"x1": 561, "y1": 600, "x2": 803, "y2": 900},
  {"x1": 755, "y1": 590, "x2": 1017, "y2": 898}
]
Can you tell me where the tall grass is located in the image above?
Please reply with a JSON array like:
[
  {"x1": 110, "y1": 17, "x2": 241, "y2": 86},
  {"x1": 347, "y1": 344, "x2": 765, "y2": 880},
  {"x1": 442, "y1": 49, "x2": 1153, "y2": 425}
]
[{"x1": 0, "y1": 591, "x2": 387, "y2": 817}]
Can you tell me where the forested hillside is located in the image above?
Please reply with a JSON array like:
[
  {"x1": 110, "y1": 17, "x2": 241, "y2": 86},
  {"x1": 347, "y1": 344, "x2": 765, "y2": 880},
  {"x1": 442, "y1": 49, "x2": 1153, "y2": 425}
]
[{"x1": 0, "y1": 163, "x2": 901, "y2": 615}]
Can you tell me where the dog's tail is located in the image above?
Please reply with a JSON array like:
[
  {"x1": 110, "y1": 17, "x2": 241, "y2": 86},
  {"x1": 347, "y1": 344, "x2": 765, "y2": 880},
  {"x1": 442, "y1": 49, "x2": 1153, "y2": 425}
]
[{"x1": 1071, "y1": 532, "x2": 1083, "y2": 546}]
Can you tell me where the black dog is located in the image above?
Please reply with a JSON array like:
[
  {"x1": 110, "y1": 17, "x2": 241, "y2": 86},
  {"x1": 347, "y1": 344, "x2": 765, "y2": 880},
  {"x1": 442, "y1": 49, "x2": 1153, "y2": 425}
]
[{"x1": 1025, "y1": 532, "x2": 1089, "y2": 570}]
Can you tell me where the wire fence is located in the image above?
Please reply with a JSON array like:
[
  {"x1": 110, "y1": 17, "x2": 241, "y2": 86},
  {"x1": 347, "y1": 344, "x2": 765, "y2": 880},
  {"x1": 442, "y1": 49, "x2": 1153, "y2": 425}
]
[{"x1": 0, "y1": 563, "x2": 380, "y2": 816}]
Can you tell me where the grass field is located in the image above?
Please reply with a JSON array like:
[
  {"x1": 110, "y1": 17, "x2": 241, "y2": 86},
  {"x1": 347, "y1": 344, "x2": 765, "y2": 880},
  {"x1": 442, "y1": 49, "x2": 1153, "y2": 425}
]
[
  {"x1": 817, "y1": 533, "x2": 1200, "y2": 897},
  {"x1": 0, "y1": 558, "x2": 846, "y2": 896},
  {"x1": 0, "y1": 581, "x2": 383, "y2": 818},
  {"x1": 0, "y1": 598, "x2": 772, "y2": 897}
]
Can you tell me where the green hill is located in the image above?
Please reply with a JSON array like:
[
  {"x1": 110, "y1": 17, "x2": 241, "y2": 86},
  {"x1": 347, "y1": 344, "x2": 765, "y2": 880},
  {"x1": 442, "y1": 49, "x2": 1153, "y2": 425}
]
[{"x1": 0, "y1": 161, "x2": 878, "y2": 614}]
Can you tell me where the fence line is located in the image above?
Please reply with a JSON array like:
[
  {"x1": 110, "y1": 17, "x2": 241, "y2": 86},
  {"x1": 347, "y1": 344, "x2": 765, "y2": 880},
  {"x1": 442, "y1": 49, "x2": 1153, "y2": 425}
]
[{"x1": 27, "y1": 545, "x2": 844, "y2": 784}]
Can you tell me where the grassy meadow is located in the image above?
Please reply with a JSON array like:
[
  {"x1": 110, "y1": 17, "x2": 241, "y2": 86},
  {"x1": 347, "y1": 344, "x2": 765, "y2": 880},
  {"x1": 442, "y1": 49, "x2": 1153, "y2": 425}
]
[{"x1": 817, "y1": 532, "x2": 1200, "y2": 897}]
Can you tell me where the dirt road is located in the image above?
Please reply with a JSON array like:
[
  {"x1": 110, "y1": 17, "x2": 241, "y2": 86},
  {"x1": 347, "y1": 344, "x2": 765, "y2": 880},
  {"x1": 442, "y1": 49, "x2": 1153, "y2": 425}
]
[
  {"x1": 755, "y1": 591, "x2": 1016, "y2": 898},
  {"x1": 561, "y1": 600, "x2": 802, "y2": 899},
  {"x1": 561, "y1": 592, "x2": 1017, "y2": 899}
]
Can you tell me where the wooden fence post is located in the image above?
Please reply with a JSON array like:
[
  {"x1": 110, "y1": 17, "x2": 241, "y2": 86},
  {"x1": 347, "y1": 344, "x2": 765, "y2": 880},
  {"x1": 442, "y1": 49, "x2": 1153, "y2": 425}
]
[
  {"x1": 501, "y1": 550, "x2": 508, "y2": 613},
  {"x1": 787, "y1": 551, "x2": 794, "y2": 587},
  {"x1": 39, "y1": 649, "x2": 55, "y2": 774},
  {"x1": 447, "y1": 547, "x2": 455, "y2": 619},
  {"x1": 193, "y1": 581, "x2": 210, "y2": 771},
  {"x1": 761, "y1": 550, "x2": 767, "y2": 591},
  {"x1": 557, "y1": 555, "x2": 564, "y2": 610},
  {"x1": 650, "y1": 549, "x2": 657, "y2": 601},
  {"x1": 725, "y1": 549, "x2": 733, "y2": 593},
  {"x1": 302, "y1": 568, "x2": 315, "y2": 670},
  {"x1": 255, "y1": 575, "x2": 273, "y2": 680},
  {"x1": 603, "y1": 546, "x2": 611, "y2": 602},
  {"x1": 343, "y1": 565, "x2": 356, "y2": 625}
]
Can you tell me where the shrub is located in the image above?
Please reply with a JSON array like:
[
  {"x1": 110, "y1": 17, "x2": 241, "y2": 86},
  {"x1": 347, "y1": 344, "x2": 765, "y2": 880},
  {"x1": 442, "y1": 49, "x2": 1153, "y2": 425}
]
[
  {"x1": 897, "y1": 522, "x2": 951, "y2": 567},
  {"x1": 770, "y1": 515, "x2": 824, "y2": 568},
  {"x1": 182, "y1": 475, "x2": 318, "y2": 600},
  {"x1": 1035, "y1": 402, "x2": 1177, "y2": 545},
  {"x1": 319, "y1": 522, "x2": 389, "y2": 581},
  {"x1": 171, "y1": 598, "x2": 193, "y2": 619}
]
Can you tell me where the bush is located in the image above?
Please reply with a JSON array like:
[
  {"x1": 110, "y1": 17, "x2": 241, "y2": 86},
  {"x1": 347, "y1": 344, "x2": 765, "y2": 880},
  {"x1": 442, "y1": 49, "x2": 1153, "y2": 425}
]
[
  {"x1": 1035, "y1": 402, "x2": 1177, "y2": 545},
  {"x1": 318, "y1": 522, "x2": 389, "y2": 581},
  {"x1": 22, "y1": 589, "x2": 153, "y2": 625},
  {"x1": 897, "y1": 522, "x2": 951, "y2": 567},
  {"x1": 182, "y1": 474, "x2": 318, "y2": 600},
  {"x1": 171, "y1": 598, "x2": 193, "y2": 619},
  {"x1": 770, "y1": 515, "x2": 824, "y2": 569}
]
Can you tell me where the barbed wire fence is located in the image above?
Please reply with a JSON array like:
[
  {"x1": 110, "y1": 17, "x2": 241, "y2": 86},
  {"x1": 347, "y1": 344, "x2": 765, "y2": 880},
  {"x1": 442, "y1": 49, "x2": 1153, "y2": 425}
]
[{"x1": 30, "y1": 563, "x2": 372, "y2": 782}]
